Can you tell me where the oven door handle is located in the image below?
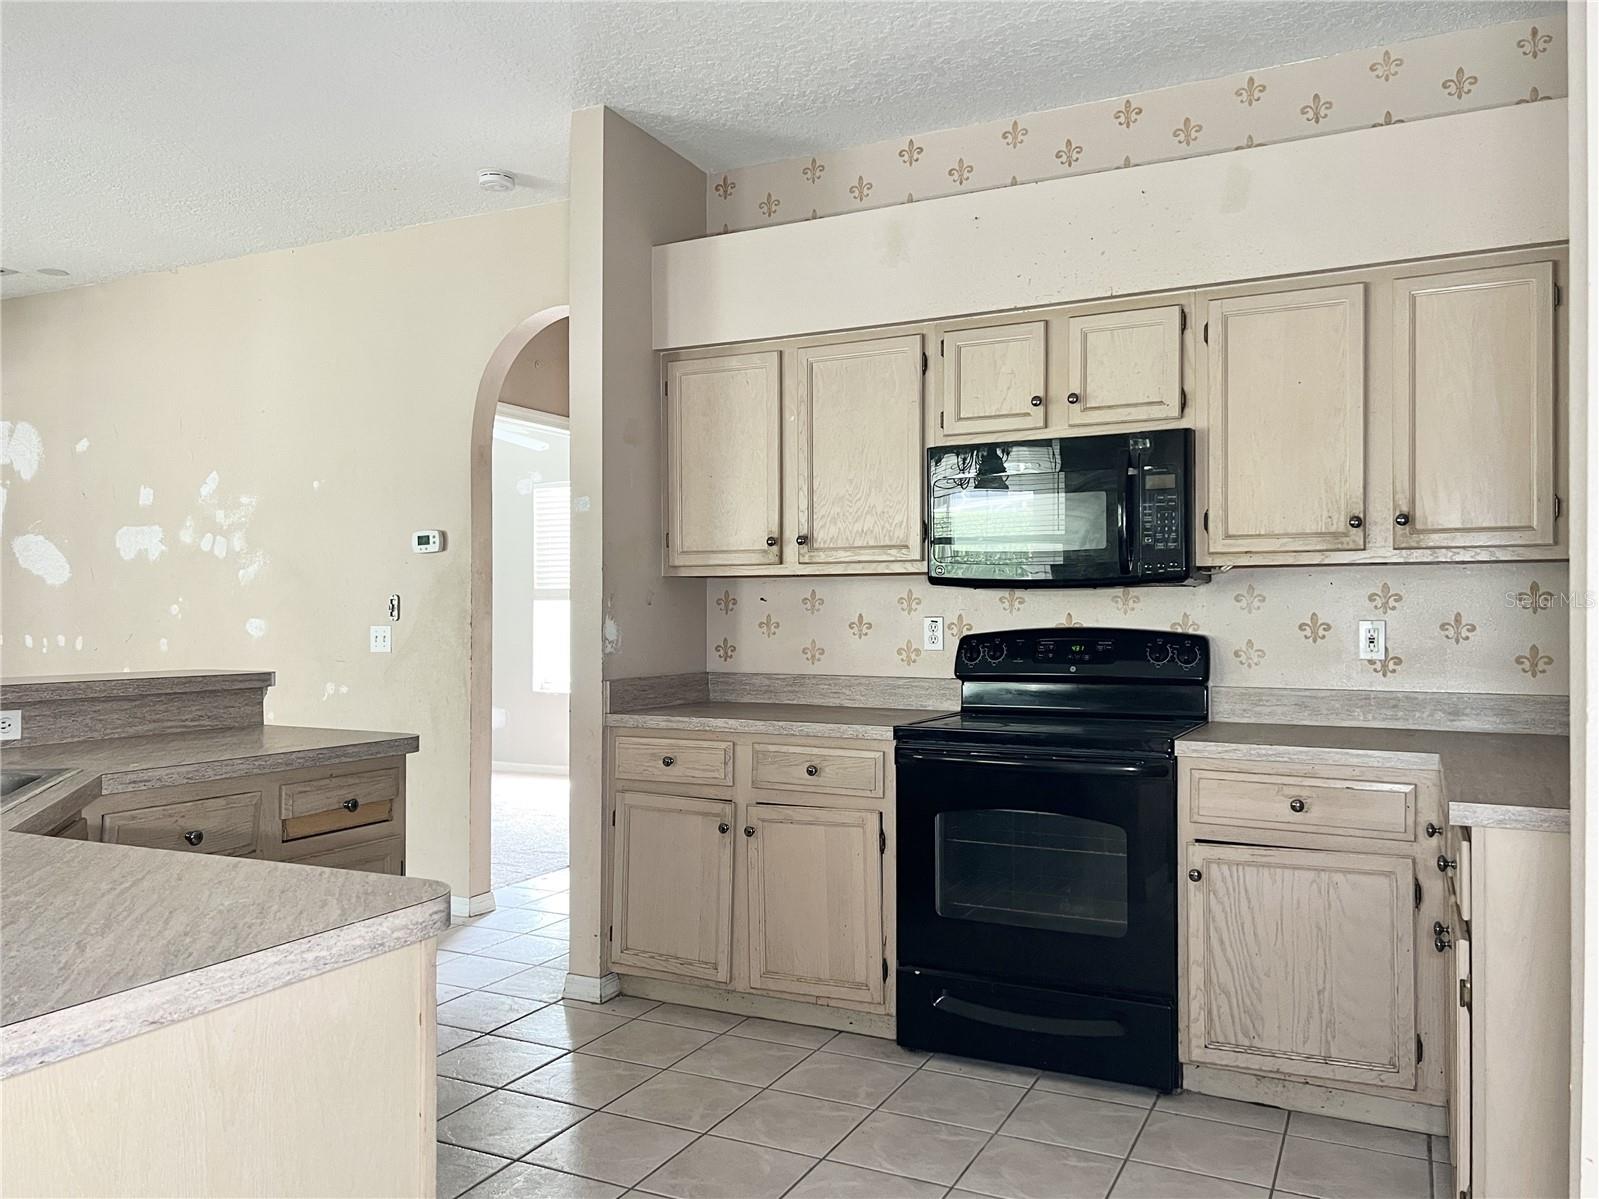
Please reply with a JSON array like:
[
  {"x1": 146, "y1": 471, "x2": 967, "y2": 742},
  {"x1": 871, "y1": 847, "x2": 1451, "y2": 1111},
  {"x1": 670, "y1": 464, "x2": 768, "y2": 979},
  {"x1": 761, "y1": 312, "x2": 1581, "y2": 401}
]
[
  {"x1": 897, "y1": 748, "x2": 1170, "y2": 777},
  {"x1": 933, "y1": 992, "x2": 1125, "y2": 1039}
]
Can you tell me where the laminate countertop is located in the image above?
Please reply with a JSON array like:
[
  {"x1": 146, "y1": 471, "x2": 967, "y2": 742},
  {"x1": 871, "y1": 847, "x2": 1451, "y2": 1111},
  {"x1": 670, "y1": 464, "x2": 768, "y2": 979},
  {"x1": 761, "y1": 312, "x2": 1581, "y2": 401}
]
[
  {"x1": 1178, "y1": 723, "x2": 1569, "y2": 832},
  {"x1": 606, "y1": 702, "x2": 949, "y2": 741}
]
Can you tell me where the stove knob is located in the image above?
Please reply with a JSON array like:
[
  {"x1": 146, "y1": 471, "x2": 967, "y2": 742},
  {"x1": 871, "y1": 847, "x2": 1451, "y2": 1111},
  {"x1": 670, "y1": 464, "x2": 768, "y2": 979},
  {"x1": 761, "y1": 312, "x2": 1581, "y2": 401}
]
[
  {"x1": 1146, "y1": 642, "x2": 1172, "y2": 665},
  {"x1": 959, "y1": 640, "x2": 984, "y2": 666},
  {"x1": 1174, "y1": 642, "x2": 1201, "y2": 668},
  {"x1": 985, "y1": 641, "x2": 1009, "y2": 663}
]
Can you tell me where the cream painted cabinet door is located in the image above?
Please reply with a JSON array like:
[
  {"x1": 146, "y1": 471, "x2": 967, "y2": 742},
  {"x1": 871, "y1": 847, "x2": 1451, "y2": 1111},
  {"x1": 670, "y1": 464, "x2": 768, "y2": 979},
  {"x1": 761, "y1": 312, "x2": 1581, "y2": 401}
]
[
  {"x1": 1205, "y1": 285, "x2": 1366, "y2": 554},
  {"x1": 940, "y1": 321, "x2": 1047, "y2": 438},
  {"x1": 1184, "y1": 843, "x2": 1417, "y2": 1090},
  {"x1": 665, "y1": 352, "x2": 782, "y2": 569},
  {"x1": 611, "y1": 791, "x2": 735, "y2": 983},
  {"x1": 1391, "y1": 262, "x2": 1556, "y2": 549},
  {"x1": 1064, "y1": 305, "x2": 1184, "y2": 427},
  {"x1": 745, "y1": 804, "x2": 885, "y2": 1005},
  {"x1": 794, "y1": 335, "x2": 924, "y2": 565}
]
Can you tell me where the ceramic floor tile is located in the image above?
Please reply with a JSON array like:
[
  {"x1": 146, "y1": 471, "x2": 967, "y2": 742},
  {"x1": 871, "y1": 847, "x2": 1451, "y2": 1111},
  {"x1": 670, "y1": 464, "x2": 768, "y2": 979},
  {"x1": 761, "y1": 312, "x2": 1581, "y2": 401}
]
[
  {"x1": 488, "y1": 887, "x2": 543, "y2": 910},
  {"x1": 1034, "y1": 1071, "x2": 1159, "y2": 1109},
  {"x1": 820, "y1": 1032, "x2": 931, "y2": 1067},
  {"x1": 545, "y1": 954, "x2": 571, "y2": 971},
  {"x1": 724, "y1": 1017, "x2": 836, "y2": 1049},
  {"x1": 439, "y1": 991, "x2": 549, "y2": 1033},
  {"x1": 500, "y1": 1005, "x2": 632, "y2": 1049},
  {"x1": 784, "y1": 1160, "x2": 948, "y2": 1198},
  {"x1": 772, "y1": 1050, "x2": 913, "y2": 1106},
  {"x1": 828, "y1": 1111, "x2": 990, "y2": 1185},
  {"x1": 483, "y1": 967, "x2": 570, "y2": 1003},
  {"x1": 923, "y1": 1053, "x2": 1041, "y2": 1086},
  {"x1": 672, "y1": 1035, "x2": 814, "y2": 1088},
  {"x1": 509, "y1": 1053, "x2": 660, "y2": 1108},
  {"x1": 1153, "y1": 1091, "x2": 1288, "y2": 1133},
  {"x1": 582, "y1": 1021, "x2": 718, "y2": 1068},
  {"x1": 880, "y1": 1069, "x2": 1027, "y2": 1132},
  {"x1": 709, "y1": 1089, "x2": 870, "y2": 1156},
  {"x1": 1287, "y1": 1112, "x2": 1429, "y2": 1160},
  {"x1": 440, "y1": 955, "x2": 533, "y2": 989},
  {"x1": 1130, "y1": 1112, "x2": 1283, "y2": 1188},
  {"x1": 439, "y1": 983, "x2": 473, "y2": 1004},
  {"x1": 462, "y1": 1160, "x2": 625, "y2": 1198},
  {"x1": 637, "y1": 1003, "x2": 747, "y2": 1034},
  {"x1": 1110, "y1": 1161, "x2": 1271, "y2": 1199},
  {"x1": 562, "y1": 996, "x2": 661, "y2": 1019},
  {"x1": 604, "y1": 1071, "x2": 759, "y2": 1132},
  {"x1": 636, "y1": 1134, "x2": 814, "y2": 1199},
  {"x1": 440, "y1": 1025, "x2": 485, "y2": 1054},
  {"x1": 475, "y1": 907, "x2": 569, "y2": 933},
  {"x1": 1275, "y1": 1136, "x2": 1431, "y2": 1199},
  {"x1": 527, "y1": 891, "x2": 572, "y2": 913},
  {"x1": 999, "y1": 1089, "x2": 1149, "y2": 1156},
  {"x1": 438, "y1": 1089, "x2": 591, "y2": 1159},
  {"x1": 442, "y1": 925, "x2": 524, "y2": 952},
  {"x1": 955, "y1": 1134, "x2": 1123, "y2": 1199},
  {"x1": 438, "y1": 1143, "x2": 512, "y2": 1199},
  {"x1": 538, "y1": 919, "x2": 572, "y2": 940},
  {"x1": 439, "y1": 1076, "x2": 494, "y2": 1117},
  {"x1": 439, "y1": 1035, "x2": 569, "y2": 1086},
  {"x1": 476, "y1": 934, "x2": 567, "y2": 965},
  {"x1": 526, "y1": 1113, "x2": 697, "y2": 1188}
]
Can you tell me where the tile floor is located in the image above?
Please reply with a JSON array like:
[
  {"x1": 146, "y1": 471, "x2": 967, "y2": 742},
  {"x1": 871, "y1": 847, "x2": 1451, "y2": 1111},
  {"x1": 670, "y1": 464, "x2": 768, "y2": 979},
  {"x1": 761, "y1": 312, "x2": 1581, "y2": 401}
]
[
  {"x1": 490, "y1": 772, "x2": 569, "y2": 888},
  {"x1": 438, "y1": 872, "x2": 1452, "y2": 1199}
]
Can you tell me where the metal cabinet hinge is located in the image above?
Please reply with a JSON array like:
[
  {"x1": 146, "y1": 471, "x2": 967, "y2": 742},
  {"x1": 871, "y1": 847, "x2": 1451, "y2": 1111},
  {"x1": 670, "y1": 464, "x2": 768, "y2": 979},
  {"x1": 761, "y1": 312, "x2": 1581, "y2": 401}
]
[
  {"x1": 611, "y1": 811, "x2": 617, "y2": 826},
  {"x1": 882, "y1": 958, "x2": 890, "y2": 982},
  {"x1": 1179, "y1": 308, "x2": 1187, "y2": 333},
  {"x1": 608, "y1": 924, "x2": 614, "y2": 942},
  {"x1": 1416, "y1": 1034, "x2": 1424, "y2": 1064},
  {"x1": 879, "y1": 829, "x2": 887, "y2": 854},
  {"x1": 1179, "y1": 387, "x2": 1187, "y2": 415},
  {"x1": 1414, "y1": 879, "x2": 1423, "y2": 909},
  {"x1": 922, "y1": 352, "x2": 928, "y2": 375},
  {"x1": 1555, "y1": 494, "x2": 1563, "y2": 519},
  {"x1": 939, "y1": 338, "x2": 945, "y2": 356},
  {"x1": 1202, "y1": 509, "x2": 1210, "y2": 533},
  {"x1": 939, "y1": 411, "x2": 945, "y2": 430},
  {"x1": 1459, "y1": 978, "x2": 1472, "y2": 1010},
  {"x1": 663, "y1": 380, "x2": 669, "y2": 397},
  {"x1": 1202, "y1": 321, "x2": 1209, "y2": 344},
  {"x1": 1554, "y1": 283, "x2": 1562, "y2": 308}
]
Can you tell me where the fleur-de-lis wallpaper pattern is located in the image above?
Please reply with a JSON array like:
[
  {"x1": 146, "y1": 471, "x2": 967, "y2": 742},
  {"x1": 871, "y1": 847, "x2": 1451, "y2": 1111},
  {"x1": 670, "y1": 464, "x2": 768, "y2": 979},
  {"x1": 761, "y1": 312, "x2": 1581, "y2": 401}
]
[
  {"x1": 707, "y1": 18, "x2": 1564, "y2": 233},
  {"x1": 706, "y1": 563, "x2": 1570, "y2": 693}
]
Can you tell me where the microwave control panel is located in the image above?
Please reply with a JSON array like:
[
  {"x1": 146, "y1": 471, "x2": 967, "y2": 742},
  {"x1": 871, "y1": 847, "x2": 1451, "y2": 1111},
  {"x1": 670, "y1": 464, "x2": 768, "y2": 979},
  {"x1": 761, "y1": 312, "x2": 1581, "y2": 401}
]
[{"x1": 1137, "y1": 465, "x2": 1186, "y2": 577}]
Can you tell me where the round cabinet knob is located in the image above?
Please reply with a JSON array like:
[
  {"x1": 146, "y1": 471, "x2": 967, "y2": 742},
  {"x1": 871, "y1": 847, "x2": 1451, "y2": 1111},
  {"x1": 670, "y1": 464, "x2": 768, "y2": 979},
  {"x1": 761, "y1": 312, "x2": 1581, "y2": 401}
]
[
  {"x1": 765, "y1": 536, "x2": 778, "y2": 547},
  {"x1": 1187, "y1": 868, "x2": 1202, "y2": 883},
  {"x1": 1065, "y1": 392, "x2": 1081, "y2": 405},
  {"x1": 805, "y1": 764, "x2": 819, "y2": 777},
  {"x1": 1348, "y1": 515, "x2": 1363, "y2": 529},
  {"x1": 1395, "y1": 512, "x2": 1411, "y2": 527},
  {"x1": 718, "y1": 822, "x2": 730, "y2": 834},
  {"x1": 1433, "y1": 921, "x2": 1454, "y2": 952},
  {"x1": 1288, "y1": 797, "x2": 1307, "y2": 814},
  {"x1": 1030, "y1": 395, "x2": 1044, "y2": 408},
  {"x1": 1437, "y1": 854, "x2": 1457, "y2": 873},
  {"x1": 342, "y1": 798, "x2": 360, "y2": 813},
  {"x1": 183, "y1": 830, "x2": 204, "y2": 847},
  {"x1": 1425, "y1": 822, "x2": 1442, "y2": 838},
  {"x1": 661, "y1": 755, "x2": 675, "y2": 767},
  {"x1": 744, "y1": 826, "x2": 756, "y2": 838},
  {"x1": 795, "y1": 534, "x2": 809, "y2": 546}
]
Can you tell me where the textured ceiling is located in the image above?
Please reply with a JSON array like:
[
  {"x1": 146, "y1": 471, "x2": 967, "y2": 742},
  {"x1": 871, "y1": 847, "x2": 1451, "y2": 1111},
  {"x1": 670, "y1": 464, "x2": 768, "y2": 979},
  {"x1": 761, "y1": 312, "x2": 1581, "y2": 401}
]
[{"x1": 0, "y1": 0, "x2": 1564, "y2": 298}]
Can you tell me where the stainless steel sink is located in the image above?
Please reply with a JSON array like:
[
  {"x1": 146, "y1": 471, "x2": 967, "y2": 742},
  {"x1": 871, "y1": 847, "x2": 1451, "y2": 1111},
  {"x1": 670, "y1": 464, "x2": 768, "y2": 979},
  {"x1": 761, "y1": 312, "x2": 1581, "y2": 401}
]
[{"x1": 0, "y1": 767, "x2": 74, "y2": 811}]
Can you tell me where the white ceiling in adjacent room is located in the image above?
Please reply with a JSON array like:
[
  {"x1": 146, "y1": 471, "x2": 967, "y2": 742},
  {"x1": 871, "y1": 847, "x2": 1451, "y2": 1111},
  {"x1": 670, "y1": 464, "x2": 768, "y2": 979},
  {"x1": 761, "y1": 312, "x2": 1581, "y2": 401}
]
[{"x1": 0, "y1": 0, "x2": 1563, "y2": 297}]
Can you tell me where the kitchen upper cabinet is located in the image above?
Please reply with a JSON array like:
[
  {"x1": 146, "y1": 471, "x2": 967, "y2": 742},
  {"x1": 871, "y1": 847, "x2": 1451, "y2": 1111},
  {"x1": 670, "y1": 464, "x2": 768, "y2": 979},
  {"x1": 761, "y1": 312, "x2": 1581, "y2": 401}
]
[
  {"x1": 664, "y1": 352, "x2": 782, "y2": 569},
  {"x1": 793, "y1": 335, "x2": 924, "y2": 564},
  {"x1": 1184, "y1": 842, "x2": 1417, "y2": 1091},
  {"x1": 1391, "y1": 261, "x2": 1556, "y2": 549},
  {"x1": 939, "y1": 321, "x2": 1047, "y2": 438},
  {"x1": 610, "y1": 790, "x2": 736, "y2": 984},
  {"x1": 1064, "y1": 305, "x2": 1185, "y2": 427},
  {"x1": 745, "y1": 804, "x2": 885, "y2": 1005},
  {"x1": 1204, "y1": 285, "x2": 1366, "y2": 555}
]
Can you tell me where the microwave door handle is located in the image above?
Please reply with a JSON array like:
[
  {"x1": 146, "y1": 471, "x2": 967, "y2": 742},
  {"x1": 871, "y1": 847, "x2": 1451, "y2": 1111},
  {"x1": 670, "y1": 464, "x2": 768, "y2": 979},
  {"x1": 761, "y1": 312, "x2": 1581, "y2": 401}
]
[{"x1": 1117, "y1": 463, "x2": 1134, "y2": 575}]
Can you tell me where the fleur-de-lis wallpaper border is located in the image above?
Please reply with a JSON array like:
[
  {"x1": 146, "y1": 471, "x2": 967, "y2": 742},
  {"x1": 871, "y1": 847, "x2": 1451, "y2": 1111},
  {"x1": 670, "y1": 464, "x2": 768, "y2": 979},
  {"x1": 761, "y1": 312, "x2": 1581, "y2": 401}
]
[
  {"x1": 707, "y1": 18, "x2": 1564, "y2": 233},
  {"x1": 706, "y1": 562, "x2": 1570, "y2": 694}
]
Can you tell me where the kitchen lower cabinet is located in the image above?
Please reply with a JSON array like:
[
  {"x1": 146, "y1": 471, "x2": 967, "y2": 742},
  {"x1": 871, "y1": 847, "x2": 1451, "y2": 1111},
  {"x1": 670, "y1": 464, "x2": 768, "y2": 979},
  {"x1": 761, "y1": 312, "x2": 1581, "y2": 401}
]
[
  {"x1": 609, "y1": 790, "x2": 736, "y2": 983},
  {"x1": 745, "y1": 804, "x2": 884, "y2": 1004}
]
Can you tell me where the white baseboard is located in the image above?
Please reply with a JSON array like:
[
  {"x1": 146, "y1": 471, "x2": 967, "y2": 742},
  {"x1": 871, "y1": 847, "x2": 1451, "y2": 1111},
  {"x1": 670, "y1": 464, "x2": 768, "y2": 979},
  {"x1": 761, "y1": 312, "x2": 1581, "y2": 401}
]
[
  {"x1": 450, "y1": 892, "x2": 498, "y2": 920},
  {"x1": 562, "y1": 972, "x2": 621, "y2": 1004},
  {"x1": 491, "y1": 760, "x2": 568, "y2": 776}
]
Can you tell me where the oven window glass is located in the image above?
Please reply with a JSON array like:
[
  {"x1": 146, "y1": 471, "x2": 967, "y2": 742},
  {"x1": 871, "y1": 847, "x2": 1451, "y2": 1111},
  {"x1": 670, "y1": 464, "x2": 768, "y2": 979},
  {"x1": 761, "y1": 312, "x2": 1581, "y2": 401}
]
[{"x1": 934, "y1": 809, "x2": 1129, "y2": 938}]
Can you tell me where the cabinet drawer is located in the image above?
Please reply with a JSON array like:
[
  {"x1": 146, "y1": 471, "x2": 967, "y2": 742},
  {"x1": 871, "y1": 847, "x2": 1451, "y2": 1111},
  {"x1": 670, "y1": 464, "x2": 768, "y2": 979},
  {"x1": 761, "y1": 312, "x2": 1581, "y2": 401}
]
[
  {"x1": 1189, "y1": 768, "x2": 1415, "y2": 841},
  {"x1": 280, "y1": 768, "x2": 398, "y2": 842},
  {"x1": 290, "y1": 836, "x2": 404, "y2": 875},
  {"x1": 101, "y1": 791, "x2": 261, "y2": 856},
  {"x1": 751, "y1": 743, "x2": 885, "y2": 798},
  {"x1": 614, "y1": 738, "x2": 733, "y2": 786}
]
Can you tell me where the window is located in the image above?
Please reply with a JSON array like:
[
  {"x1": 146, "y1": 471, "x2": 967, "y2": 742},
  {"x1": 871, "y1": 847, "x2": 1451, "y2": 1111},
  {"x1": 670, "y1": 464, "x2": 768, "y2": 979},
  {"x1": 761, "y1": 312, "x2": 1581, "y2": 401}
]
[{"x1": 531, "y1": 481, "x2": 570, "y2": 692}]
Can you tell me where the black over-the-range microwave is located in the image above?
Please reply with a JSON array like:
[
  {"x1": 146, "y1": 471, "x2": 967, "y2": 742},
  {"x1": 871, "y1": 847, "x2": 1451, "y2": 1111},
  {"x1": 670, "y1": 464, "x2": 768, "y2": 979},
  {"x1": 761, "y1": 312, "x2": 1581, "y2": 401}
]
[{"x1": 927, "y1": 428, "x2": 1197, "y2": 588}]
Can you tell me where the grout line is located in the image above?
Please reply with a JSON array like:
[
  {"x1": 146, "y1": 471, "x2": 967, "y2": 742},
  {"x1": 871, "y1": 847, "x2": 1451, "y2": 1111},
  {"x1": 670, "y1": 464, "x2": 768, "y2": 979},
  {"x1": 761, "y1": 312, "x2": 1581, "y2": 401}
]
[
  {"x1": 1105, "y1": 1098, "x2": 1159, "y2": 1196},
  {"x1": 1269, "y1": 1116, "x2": 1290, "y2": 1196}
]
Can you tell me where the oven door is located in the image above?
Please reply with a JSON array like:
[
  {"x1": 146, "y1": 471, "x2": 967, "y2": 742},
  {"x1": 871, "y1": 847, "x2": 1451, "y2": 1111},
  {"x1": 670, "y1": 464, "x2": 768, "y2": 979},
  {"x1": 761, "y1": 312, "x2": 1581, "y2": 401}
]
[
  {"x1": 928, "y1": 440, "x2": 1131, "y2": 586},
  {"x1": 895, "y1": 743, "x2": 1177, "y2": 1000}
]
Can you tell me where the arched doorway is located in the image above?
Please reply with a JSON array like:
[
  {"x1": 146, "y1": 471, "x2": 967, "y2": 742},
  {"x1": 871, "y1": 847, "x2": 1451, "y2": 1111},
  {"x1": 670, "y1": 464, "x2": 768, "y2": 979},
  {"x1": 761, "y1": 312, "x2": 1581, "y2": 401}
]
[{"x1": 465, "y1": 306, "x2": 569, "y2": 913}]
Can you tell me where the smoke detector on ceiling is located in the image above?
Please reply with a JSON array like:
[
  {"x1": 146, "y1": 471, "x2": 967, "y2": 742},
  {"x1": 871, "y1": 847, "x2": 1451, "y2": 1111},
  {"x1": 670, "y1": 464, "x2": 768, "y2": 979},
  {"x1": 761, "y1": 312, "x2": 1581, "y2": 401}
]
[{"x1": 477, "y1": 170, "x2": 517, "y2": 193}]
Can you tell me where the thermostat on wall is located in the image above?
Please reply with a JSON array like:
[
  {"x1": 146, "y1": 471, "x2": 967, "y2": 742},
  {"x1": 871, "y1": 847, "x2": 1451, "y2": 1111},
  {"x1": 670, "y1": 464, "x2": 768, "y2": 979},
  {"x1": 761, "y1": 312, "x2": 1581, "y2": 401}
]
[{"x1": 412, "y1": 530, "x2": 445, "y2": 553}]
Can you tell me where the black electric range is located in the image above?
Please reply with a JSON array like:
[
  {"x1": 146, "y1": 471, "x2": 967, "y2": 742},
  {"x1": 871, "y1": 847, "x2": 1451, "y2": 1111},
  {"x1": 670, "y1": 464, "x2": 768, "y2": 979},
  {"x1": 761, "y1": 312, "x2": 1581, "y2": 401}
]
[{"x1": 893, "y1": 627, "x2": 1209, "y2": 1092}]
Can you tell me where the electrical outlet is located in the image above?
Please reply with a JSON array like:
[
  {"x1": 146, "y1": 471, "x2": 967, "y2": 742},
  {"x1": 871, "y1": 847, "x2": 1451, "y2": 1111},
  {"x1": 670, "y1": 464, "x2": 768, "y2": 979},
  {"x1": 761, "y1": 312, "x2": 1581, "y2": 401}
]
[
  {"x1": 0, "y1": 710, "x2": 20, "y2": 742},
  {"x1": 1358, "y1": 619, "x2": 1386, "y2": 661},
  {"x1": 388, "y1": 593, "x2": 401, "y2": 622},
  {"x1": 923, "y1": 617, "x2": 945, "y2": 651},
  {"x1": 369, "y1": 625, "x2": 392, "y2": 654}
]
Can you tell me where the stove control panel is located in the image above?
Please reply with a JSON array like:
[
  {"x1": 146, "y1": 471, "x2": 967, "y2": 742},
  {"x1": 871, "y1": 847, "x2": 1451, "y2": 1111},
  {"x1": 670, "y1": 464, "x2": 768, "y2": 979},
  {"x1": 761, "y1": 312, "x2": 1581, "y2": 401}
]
[{"x1": 954, "y1": 628, "x2": 1209, "y2": 681}]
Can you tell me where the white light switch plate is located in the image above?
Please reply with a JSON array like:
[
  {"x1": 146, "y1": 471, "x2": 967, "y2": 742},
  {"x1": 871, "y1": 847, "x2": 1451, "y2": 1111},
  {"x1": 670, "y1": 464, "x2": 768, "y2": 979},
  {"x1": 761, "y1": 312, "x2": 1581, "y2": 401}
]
[
  {"x1": 923, "y1": 617, "x2": 945, "y2": 651},
  {"x1": 1358, "y1": 619, "x2": 1386, "y2": 661},
  {"x1": 369, "y1": 625, "x2": 392, "y2": 653},
  {"x1": 0, "y1": 710, "x2": 20, "y2": 742}
]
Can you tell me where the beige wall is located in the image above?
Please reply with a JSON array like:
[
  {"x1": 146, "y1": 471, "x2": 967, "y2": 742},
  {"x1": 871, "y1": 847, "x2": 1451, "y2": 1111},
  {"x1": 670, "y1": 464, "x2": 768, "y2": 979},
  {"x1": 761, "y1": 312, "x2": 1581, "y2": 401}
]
[{"x1": 0, "y1": 202, "x2": 570, "y2": 898}]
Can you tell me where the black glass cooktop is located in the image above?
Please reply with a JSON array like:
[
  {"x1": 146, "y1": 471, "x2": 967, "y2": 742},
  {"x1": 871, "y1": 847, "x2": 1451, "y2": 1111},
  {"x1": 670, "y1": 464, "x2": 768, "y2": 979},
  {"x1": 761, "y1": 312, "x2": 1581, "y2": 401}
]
[{"x1": 894, "y1": 710, "x2": 1207, "y2": 757}]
